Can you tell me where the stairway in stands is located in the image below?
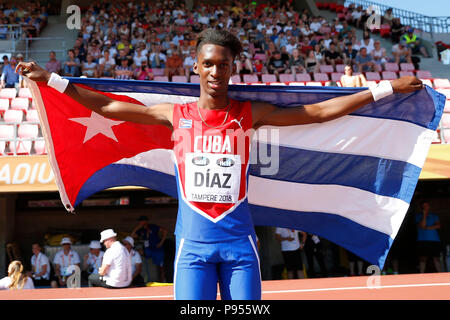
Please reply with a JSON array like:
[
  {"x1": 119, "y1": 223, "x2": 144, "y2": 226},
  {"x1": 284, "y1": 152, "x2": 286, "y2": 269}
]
[{"x1": 26, "y1": 15, "x2": 79, "y2": 65}]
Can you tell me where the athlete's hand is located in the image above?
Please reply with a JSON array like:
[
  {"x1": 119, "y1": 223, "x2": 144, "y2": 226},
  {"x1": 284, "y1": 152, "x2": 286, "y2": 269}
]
[
  {"x1": 391, "y1": 76, "x2": 423, "y2": 93},
  {"x1": 15, "y1": 61, "x2": 51, "y2": 82}
]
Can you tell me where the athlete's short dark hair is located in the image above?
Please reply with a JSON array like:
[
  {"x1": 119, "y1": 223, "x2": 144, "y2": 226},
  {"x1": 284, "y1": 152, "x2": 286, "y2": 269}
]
[{"x1": 196, "y1": 29, "x2": 243, "y2": 60}]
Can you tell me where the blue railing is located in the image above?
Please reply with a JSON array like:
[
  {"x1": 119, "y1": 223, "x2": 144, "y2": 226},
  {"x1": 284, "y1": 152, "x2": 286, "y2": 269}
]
[{"x1": 343, "y1": 0, "x2": 450, "y2": 34}]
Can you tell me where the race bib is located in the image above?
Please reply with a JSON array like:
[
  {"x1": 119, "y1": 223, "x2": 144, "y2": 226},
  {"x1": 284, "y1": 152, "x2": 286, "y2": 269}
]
[{"x1": 185, "y1": 153, "x2": 242, "y2": 203}]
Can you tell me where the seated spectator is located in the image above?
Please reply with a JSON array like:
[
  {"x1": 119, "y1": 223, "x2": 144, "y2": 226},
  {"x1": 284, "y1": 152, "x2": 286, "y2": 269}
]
[
  {"x1": 63, "y1": 49, "x2": 81, "y2": 77},
  {"x1": 355, "y1": 47, "x2": 375, "y2": 72},
  {"x1": 289, "y1": 48, "x2": 305, "y2": 75},
  {"x1": 236, "y1": 53, "x2": 253, "y2": 75},
  {"x1": 0, "y1": 261, "x2": 34, "y2": 290},
  {"x1": 391, "y1": 18, "x2": 405, "y2": 43},
  {"x1": 372, "y1": 40, "x2": 387, "y2": 71},
  {"x1": 1, "y1": 56, "x2": 22, "y2": 88},
  {"x1": 45, "y1": 51, "x2": 61, "y2": 74},
  {"x1": 135, "y1": 60, "x2": 154, "y2": 80},
  {"x1": 89, "y1": 229, "x2": 132, "y2": 289},
  {"x1": 183, "y1": 49, "x2": 197, "y2": 77},
  {"x1": 324, "y1": 43, "x2": 343, "y2": 67},
  {"x1": 343, "y1": 42, "x2": 358, "y2": 66},
  {"x1": 82, "y1": 240, "x2": 104, "y2": 283},
  {"x1": 305, "y1": 50, "x2": 320, "y2": 73},
  {"x1": 87, "y1": 40, "x2": 102, "y2": 62},
  {"x1": 313, "y1": 44, "x2": 325, "y2": 65},
  {"x1": 253, "y1": 58, "x2": 265, "y2": 74},
  {"x1": 340, "y1": 64, "x2": 367, "y2": 87},
  {"x1": 123, "y1": 236, "x2": 145, "y2": 287},
  {"x1": 401, "y1": 28, "x2": 429, "y2": 58},
  {"x1": 267, "y1": 50, "x2": 289, "y2": 77},
  {"x1": 114, "y1": 57, "x2": 134, "y2": 80},
  {"x1": 149, "y1": 45, "x2": 166, "y2": 69},
  {"x1": 98, "y1": 50, "x2": 116, "y2": 77},
  {"x1": 299, "y1": 37, "x2": 313, "y2": 58},
  {"x1": 392, "y1": 42, "x2": 413, "y2": 64},
  {"x1": 51, "y1": 237, "x2": 81, "y2": 288},
  {"x1": 383, "y1": 8, "x2": 395, "y2": 27},
  {"x1": 285, "y1": 36, "x2": 298, "y2": 55},
  {"x1": 359, "y1": 33, "x2": 375, "y2": 55},
  {"x1": 81, "y1": 54, "x2": 98, "y2": 78},
  {"x1": 133, "y1": 45, "x2": 148, "y2": 68},
  {"x1": 29, "y1": 242, "x2": 51, "y2": 287},
  {"x1": 164, "y1": 50, "x2": 184, "y2": 79}
]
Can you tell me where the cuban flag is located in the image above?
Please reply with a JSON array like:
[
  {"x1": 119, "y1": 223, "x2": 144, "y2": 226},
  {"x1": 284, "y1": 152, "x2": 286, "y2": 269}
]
[{"x1": 27, "y1": 78, "x2": 445, "y2": 268}]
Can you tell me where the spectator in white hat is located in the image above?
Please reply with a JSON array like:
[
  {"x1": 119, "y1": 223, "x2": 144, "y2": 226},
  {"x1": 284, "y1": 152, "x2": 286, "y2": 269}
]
[
  {"x1": 82, "y1": 240, "x2": 104, "y2": 283},
  {"x1": 51, "y1": 237, "x2": 81, "y2": 288},
  {"x1": 123, "y1": 236, "x2": 145, "y2": 287},
  {"x1": 88, "y1": 229, "x2": 132, "y2": 288}
]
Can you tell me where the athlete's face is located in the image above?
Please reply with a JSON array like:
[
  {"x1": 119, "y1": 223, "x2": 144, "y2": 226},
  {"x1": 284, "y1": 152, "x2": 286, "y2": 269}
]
[{"x1": 194, "y1": 44, "x2": 236, "y2": 97}]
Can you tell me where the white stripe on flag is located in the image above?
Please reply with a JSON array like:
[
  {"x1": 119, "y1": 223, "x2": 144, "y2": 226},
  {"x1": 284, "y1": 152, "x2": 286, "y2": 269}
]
[
  {"x1": 256, "y1": 115, "x2": 435, "y2": 168},
  {"x1": 248, "y1": 175, "x2": 409, "y2": 237},
  {"x1": 114, "y1": 148, "x2": 175, "y2": 175}
]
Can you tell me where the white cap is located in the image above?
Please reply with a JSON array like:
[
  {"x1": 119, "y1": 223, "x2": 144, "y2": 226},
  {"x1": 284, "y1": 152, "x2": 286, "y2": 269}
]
[
  {"x1": 89, "y1": 240, "x2": 102, "y2": 249},
  {"x1": 60, "y1": 237, "x2": 72, "y2": 245},
  {"x1": 100, "y1": 229, "x2": 117, "y2": 243},
  {"x1": 123, "y1": 236, "x2": 134, "y2": 247}
]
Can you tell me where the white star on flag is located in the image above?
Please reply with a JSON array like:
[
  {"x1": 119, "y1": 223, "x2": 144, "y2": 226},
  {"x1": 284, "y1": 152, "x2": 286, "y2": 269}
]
[{"x1": 69, "y1": 111, "x2": 124, "y2": 143}]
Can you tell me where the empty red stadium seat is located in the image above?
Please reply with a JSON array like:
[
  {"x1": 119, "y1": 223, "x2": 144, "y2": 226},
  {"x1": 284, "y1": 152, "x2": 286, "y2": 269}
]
[
  {"x1": 153, "y1": 76, "x2": 169, "y2": 82},
  {"x1": 335, "y1": 64, "x2": 346, "y2": 73},
  {"x1": 379, "y1": 24, "x2": 391, "y2": 38},
  {"x1": 26, "y1": 109, "x2": 40, "y2": 123},
  {"x1": 279, "y1": 74, "x2": 295, "y2": 82},
  {"x1": 13, "y1": 140, "x2": 32, "y2": 155},
  {"x1": 0, "y1": 124, "x2": 14, "y2": 139},
  {"x1": 433, "y1": 78, "x2": 450, "y2": 88},
  {"x1": 17, "y1": 124, "x2": 39, "y2": 139},
  {"x1": 331, "y1": 72, "x2": 344, "y2": 82},
  {"x1": 416, "y1": 70, "x2": 432, "y2": 79},
  {"x1": 399, "y1": 71, "x2": 415, "y2": 77},
  {"x1": 230, "y1": 74, "x2": 242, "y2": 84},
  {"x1": 384, "y1": 63, "x2": 399, "y2": 72},
  {"x1": 319, "y1": 65, "x2": 334, "y2": 74},
  {"x1": 34, "y1": 139, "x2": 46, "y2": 155},
  {"x1": 382, "y1": 71, "x2": 397, "y2": 80},
  {"x1": 400, "y1": 63, "x2": 415, "y2": 71},
  {"x1": 313, "y1": 73, "x2": 329, "y2": 82},
  {"x1": 365, "y1": 72, "x2": 381, "y2": 81},
  {"x1": 3, "y1": 109, "x2": 23, "y2": 123},
  {"x1": 0, "y1": 88, "x2": 17, "y2": 100},
  {"x1": 152, "y1": 68, "x2": 165, "y2": 76},
  {"x1": 295, "y1": 73, "x2": 312, "y2": 82},
  {"x1": 190, "y1": 75, "x2": 200, "y2": 83},
  {"x1": 18, "y1": 87, "x2": 32, "y2": 98},
  {"x1": 437, "y1": 89, "x2": 450, "y2": 99},
  {"x1": 10, "y1": 97, "x2": 29, "y2": 113},
  {"x1": 421, "y1": 79, "x2": 433, "y2": 87},
  {"x1": 0, "y1": 98, "x2": 9, "y2": 114},
  {"x1": 261, "y1": 74, "x2": 277, "y2": 83},
  {"x1": 243, "y1": 74, "x2": 259, "y2": 83},
  {"x1": 444, "y1": 100, "x2": 450, "y2": 112},
  {"x1": 171, "y1": 75, "x2": 188, "y2": 83}
]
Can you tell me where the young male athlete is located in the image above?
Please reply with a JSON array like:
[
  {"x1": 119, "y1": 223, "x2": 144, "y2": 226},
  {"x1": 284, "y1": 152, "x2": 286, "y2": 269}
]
[{"x1": 17, "y1": 29, "x2": 423, "y2": 300}]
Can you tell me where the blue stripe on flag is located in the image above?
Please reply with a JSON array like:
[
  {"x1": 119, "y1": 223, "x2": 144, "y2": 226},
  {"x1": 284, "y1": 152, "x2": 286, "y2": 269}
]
[
  {"x1": 249, "y1": 204, "x2": 394, "y2": 267},
  {"x1": 67, "y1": 78, "x2": 446, "y2": 130},
  {"x1": 75, "y1": 164, "x2": 177, "y2": 206},
  {"x1": 249, "y1": 143, "x2": 421, "y2": 203}
]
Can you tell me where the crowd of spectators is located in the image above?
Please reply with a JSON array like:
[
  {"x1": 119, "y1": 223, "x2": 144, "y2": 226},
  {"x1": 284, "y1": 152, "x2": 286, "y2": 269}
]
[
  {"x1": 0, "y1": 1, "x2": 49, "y2": 39},
  {"x1": 40, "y1": 0, "x2": 429, "y2": 85}
]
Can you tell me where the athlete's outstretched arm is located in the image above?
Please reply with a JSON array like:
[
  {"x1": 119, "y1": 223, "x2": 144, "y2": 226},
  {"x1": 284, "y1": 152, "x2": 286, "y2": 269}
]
[
  {"x1": 15, "y1": 61, "x2": 173, "y2": 129},
  {"x1": 252, "y1": 76, "x2": 423, "y2": 129}
]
